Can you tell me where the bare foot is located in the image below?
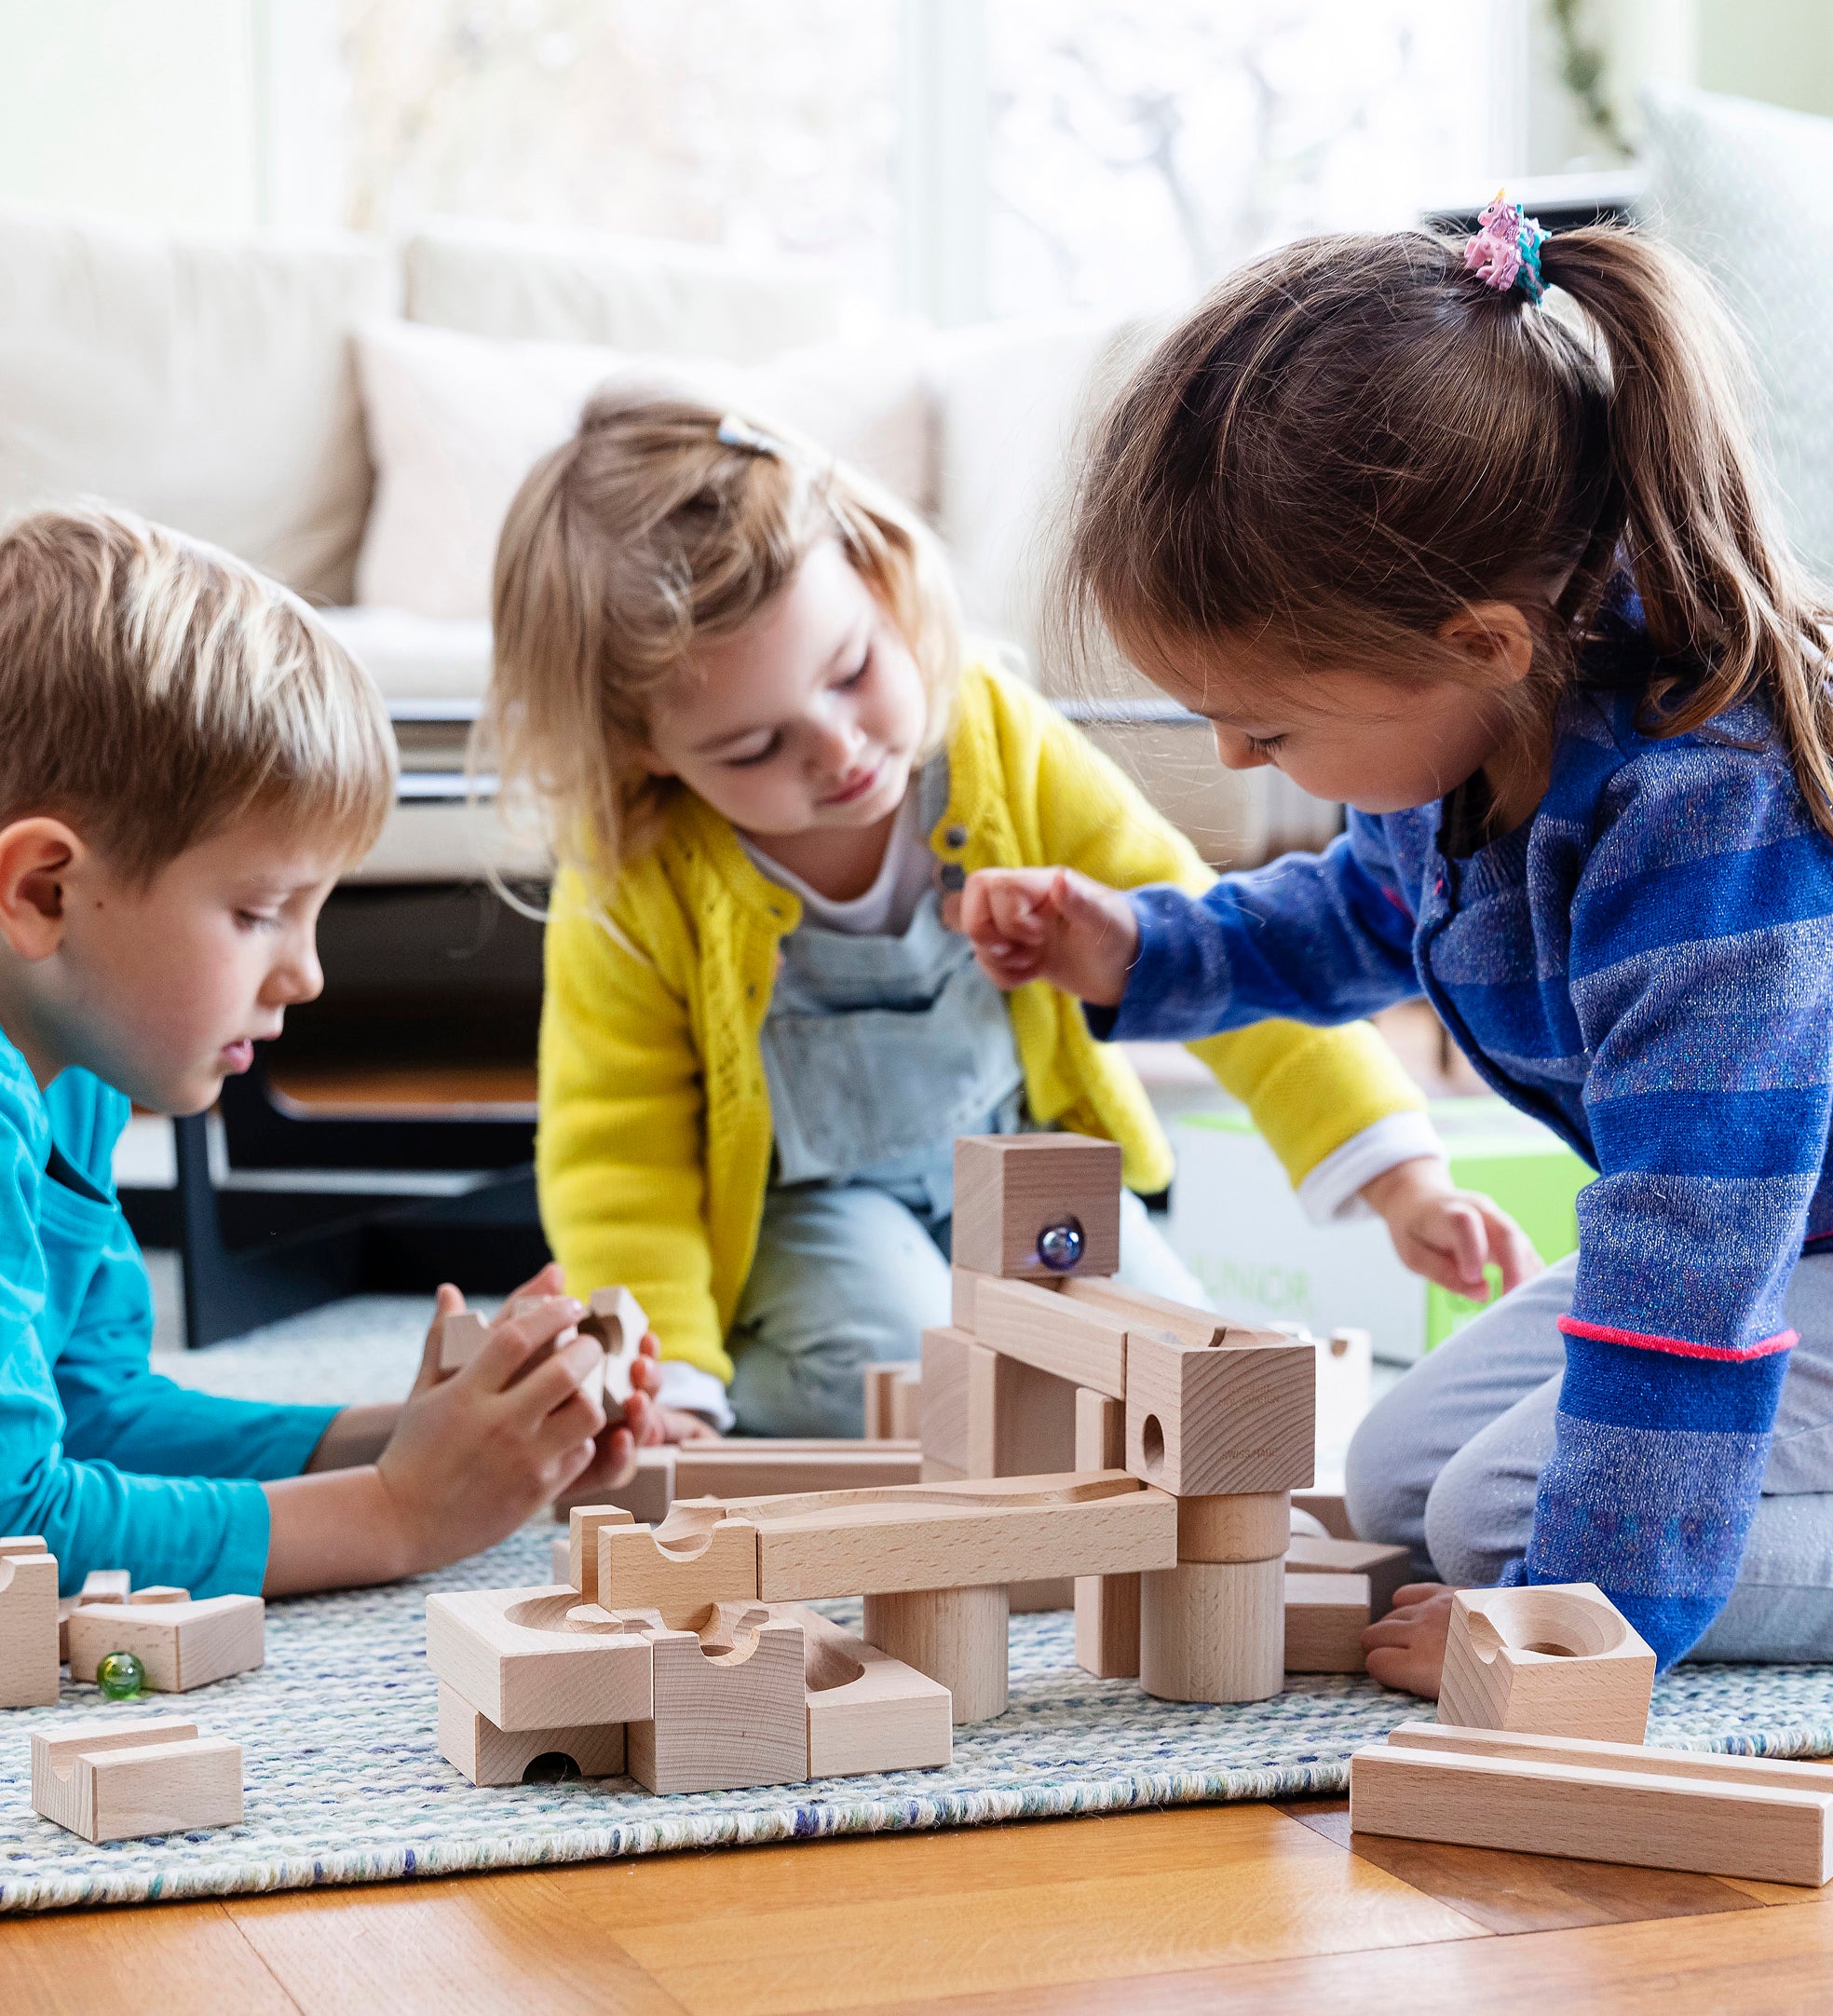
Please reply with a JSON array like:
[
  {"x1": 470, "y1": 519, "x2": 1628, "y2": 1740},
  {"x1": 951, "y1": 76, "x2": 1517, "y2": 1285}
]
[{"x1": 1363, "y1": 1582, "x2": 1456, "y2": 1698}]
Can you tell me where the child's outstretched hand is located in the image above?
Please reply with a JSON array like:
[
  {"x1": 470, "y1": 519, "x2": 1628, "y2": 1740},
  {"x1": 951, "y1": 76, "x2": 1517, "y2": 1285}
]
[
  {"x1": 1363, "y1": 1583, "x2": 1457, "y2": 1698},
  {"x1": 1359, "y1": 1156, "x2": 1541, "y2": 1302},
  {"x1": 952, "y1": 866, "x2": 1140, "y2": 1005},
  {"x1": 621, "y1": 1359, "x2": 723, "y2": 1452}
]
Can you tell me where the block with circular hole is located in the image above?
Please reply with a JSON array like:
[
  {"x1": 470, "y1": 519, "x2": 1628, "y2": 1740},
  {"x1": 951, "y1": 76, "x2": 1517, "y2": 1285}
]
[
  {"x1": 1123, "y1": 1328, "x2": 1315, "y2": 1497},
  {"x1": 1437, "y1": 1582, "x2": 1655, "y2": 1744},
  {"x1": 951, "y1": 1134, "x2": 1121, "y2": 1282}
]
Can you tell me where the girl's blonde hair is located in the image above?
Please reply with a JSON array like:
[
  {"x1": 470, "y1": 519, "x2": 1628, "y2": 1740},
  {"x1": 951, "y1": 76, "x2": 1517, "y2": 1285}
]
[
  {"x1": 1062, "y1": 225, "x2": 1833, "y2": 836},
  {"x1": 486, "y1": 387, "x2": 961, "y2": 879}
]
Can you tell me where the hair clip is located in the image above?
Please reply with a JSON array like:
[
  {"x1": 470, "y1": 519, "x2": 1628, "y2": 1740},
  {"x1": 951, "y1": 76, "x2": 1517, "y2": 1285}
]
[
  {"x1": 715, "y1": 414, "x2": 791, "y2": 458},
  {"x1": 1463, "y1": 191, "x2": 1549, "y2": 303}
]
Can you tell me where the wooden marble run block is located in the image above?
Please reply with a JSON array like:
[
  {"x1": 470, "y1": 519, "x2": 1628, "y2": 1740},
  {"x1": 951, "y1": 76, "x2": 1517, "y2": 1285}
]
[
  {"x1": 31, "y1": 1718, "x2": 242, "y2": 1842},
  {"x1": 1073, "y1": 1389, "x2": 1139, "y2": 1680},
  {"x1": 1139, "y1": 1557, "x2": 1284, "y2": 1705},
  {"x1": 921, "y1": 1456, "x2": 966, "y2": 1483},
  {"x1": 59, "y1": 1569, "x2": 131, "y2": 1661},
  {"x1": 65, "y1": 1593, "x2": 264, "y2": 1694},
  {"x1": 862, "y1": 1584, "x2": 1009, "y2": 1724},
  {"x1": 557, "y1": 1445, "x2": 675, "y2": 1528},
  {"x1": 1284, "y1": 1572, "x2": 1371, "y2": 1673},
  {"x1": 951, "y1": 1134, "x2": 1121, "y2": 1282},
  {"x1": 0, "y1": 1538, "x2": 59, "y2": 1708},
  {"x1": 863, "y1": 1362, "x2": 921, "y2": 1441},
  {"x1": 1059, "y1": 1276, "x2": 1251, "y2": 1349},
  {"x1": 795, "y1": 1604, "x2": 953, "y2": 1775},
  {"x1": 674, "y1": 1442, "x2": 922, "y2": 1502},
  {"x1": 964, "y1": 1342, "x2": 1078, "y2": 1611},
  {"x1": 1437, "y1": 1583, "x2": 1655, "y2": 1743},
  {"x1": 1175, "y1": 1492, "x2": 1290, "y2": 1564},
  {"x1": 627, "y1": 1607, "x2": 808, "y2": 1794},
  {"x1": 424, "y1": 1584, "x2": 655, "y2": 1731},
  {"x1": 551, "y1": 1533, "x2": 571, "y2": 1585},
  {"x1": 1124, "y1": 1329, "x2": 1315, "y2": 1496},
  {"x1": 1352, "y1": 1723, "x2": 1833, "y2": 1887},
  {"x1": 1284, "y1": 1535, "x2": 1413, "y2": 1620},
  {"x1": 568, "y1": 1505, "x2": 635, "y2": 1604},
  {"x1": 436, "y1": 1682, "x2": 628, "y2": 1788},
  {"x1": 1291, "y1": 1490, "x2": 1355, "y2": 1541},
  {"x1": 969, "y1": 1274, "x2": 1131, "y2": 1399},
  {"x1": 578, "y1": 1286, "x2": 647, "y2": 1416},
  {"x1": 597, "y1": 1512, "x2": 759, "y2": 1625},
  {"x1": 919, "y1": 1325, "x2": 974, "y2": 1470}
]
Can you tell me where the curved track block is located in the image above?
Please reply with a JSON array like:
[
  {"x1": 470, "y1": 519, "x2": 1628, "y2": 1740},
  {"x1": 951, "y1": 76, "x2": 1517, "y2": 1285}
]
[
  {"x1": 425, "y1": 1584, "x2": 655, "y2": 1731},
  {"x1": 32, "y1": 1717, "x2": 242, "y2": 1842},
  {"x1": 579, "y1": 1287, "x2": 647, "y2": 1415},
  {"x1": 796, "y1": 1605, "x2": 953, "y2": 1775},
  {"x1": 627, "y1": 1607, "x2": 808, "y2": 1793},
  {"x1": 1437, "y1": 1582, "x2": 1655, "y2": 1743},
  {"x1": 597, "y1": 1511, "x2": 759, "y2": 1625},
  {"x1": 1140, "y1": 1557, "x2": 1284, "y2": 1704}
]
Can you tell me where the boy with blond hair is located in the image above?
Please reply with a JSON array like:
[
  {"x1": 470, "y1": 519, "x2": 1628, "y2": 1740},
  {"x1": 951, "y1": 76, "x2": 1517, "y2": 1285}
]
[{"x1": 0, "y1": 507, "x2": 643, "y2": 1596}]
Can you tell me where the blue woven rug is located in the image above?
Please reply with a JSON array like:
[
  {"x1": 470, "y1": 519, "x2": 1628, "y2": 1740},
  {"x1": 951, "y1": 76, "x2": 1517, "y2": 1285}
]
[{"x1": 2, "y1": 1300, "x2": 1829, "y2": 1912}]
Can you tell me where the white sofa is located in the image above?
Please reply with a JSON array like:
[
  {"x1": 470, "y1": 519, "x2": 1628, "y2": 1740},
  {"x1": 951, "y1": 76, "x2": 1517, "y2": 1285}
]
[{"x1": 0, "y1": 204, "x2": 1330, "y2": 884}]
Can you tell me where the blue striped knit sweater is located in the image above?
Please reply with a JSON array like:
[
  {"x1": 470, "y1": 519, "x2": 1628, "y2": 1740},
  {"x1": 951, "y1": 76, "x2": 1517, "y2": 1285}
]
[{"x1": 1098, "y1": 597, "x2": 1833, "y2": 1668}]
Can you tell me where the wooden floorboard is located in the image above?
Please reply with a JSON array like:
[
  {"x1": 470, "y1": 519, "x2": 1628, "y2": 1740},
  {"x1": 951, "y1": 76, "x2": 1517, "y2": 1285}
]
[{"x1": 0, "y1": 1898, "x2": 301, "y2": 2015}]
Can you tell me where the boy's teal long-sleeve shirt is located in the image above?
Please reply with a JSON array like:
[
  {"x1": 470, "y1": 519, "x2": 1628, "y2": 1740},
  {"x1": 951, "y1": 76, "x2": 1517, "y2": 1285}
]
[{"x1": 0, "y1": 1029, "x2": 339, "y2": 1595}]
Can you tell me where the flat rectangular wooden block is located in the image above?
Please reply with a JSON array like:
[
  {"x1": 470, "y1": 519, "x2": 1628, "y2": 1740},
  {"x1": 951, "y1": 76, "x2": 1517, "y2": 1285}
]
[
  {"x1": 1284, "y1": 1571, "x2": 1370, "y2": 1673},
  {"x1": 1284, "y1": 1534, "x2": 1412, "y2": 1618},
  {"x1": 794, "y1": 1604, "x2": 953, "y2": 1778},
  {"x1": 65, "y1": 1592, "x2": 264, "y2": 1693},
  {"x1": 965, "y1": 1340, "x2": 1077, "y2": 1483},
  {"x1": 32, "y1": 1719, "x2": 242, "y2": 1842},
  {"x1": 0, "y1": 1546, "x2": 60, "y2": 1708},
  {"x1": 672, "y1": 1443, "x2": 921, "y2": 1501},
  {"x1": 627, "y1": 1613, "x2": 808, "y2": 1794},
  {"x1": 969, "y1": 1274, "x2": 1129, "y2": 1398},
  {"x1": 1351, "y1": 1734, "x2": 1833, "y2": 1887},
  {"x1": 1059, "y1": 1276, "x2": 1244, "y2": 1348},
  {"x1": 1438, "y1": 1582, "x2": 1655, "y2": 1743},
  {"x1": 919, "y1": 1325, "x2": 974, "y2": 1469},
  {"x1": 425, "y1": 1584, "x2": 655, "y2": 1731},
  {"x1": 951, "y1": 1134, "x2": 1121, "y2": 1281},
  {"x1": 1073, "y1": 1388, "x2": 1138, "y2": 1680},
  {"x1": 1125, "y1": 1329, "x2": 1315, "y2": 1495},
  {"x1": 435, "y1": 1682, "x2": 627, "y2": 1787},
  {"x1": 598, "y1": 1514, "x2": 759, "y2": 1625}
]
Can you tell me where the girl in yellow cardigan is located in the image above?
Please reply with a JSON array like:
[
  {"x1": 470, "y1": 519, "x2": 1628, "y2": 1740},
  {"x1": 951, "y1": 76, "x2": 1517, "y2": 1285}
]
[{"x1": 485, "y1": 390, "x2": 1536, "y2": 1437}]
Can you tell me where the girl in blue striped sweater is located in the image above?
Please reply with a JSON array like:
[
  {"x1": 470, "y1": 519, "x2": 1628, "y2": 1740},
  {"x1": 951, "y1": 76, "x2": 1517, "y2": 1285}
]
[{"x1": 957, "y1": 204, "x2": 1833, "y2": 1696}]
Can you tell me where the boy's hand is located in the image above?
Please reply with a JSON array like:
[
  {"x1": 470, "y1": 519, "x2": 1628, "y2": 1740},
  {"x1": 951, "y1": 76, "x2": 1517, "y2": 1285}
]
[
  {"x1": 1359, "y1": 1156, "x2": 1541, "y2": 1302},
  {"x1": 410, "y1": 1263, "x2": 568, "y2": 1397},
  {"x1": 951, "y1": 867, "x2": 1140, "y2": 1005},
  {"x1": 1363, "y1": 1583, "x2": 1456, "y2": 1698}
]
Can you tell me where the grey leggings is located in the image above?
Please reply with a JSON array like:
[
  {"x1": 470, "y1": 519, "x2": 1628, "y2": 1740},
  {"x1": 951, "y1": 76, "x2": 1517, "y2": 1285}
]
[{"x1": 1345, "y1": 1249, "x2": 1833, "y2": 1661}]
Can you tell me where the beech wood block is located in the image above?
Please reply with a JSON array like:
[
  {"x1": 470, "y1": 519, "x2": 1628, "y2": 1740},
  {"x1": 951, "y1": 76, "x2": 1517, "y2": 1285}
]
[
  {"x1": 556, "y1": 1444, "x2": 674, "y2": 1526},
  {"x1": 969, "y1": 1274, "x2": 1131, "y2": 1398},
  {"x1": 424, "y1": 1584, "x2": 655, "y2": 1731},
  {"x1": 1073, "y1": 1388, "x2": 1139, "y2": 1680},
  {"x1": 964, "y1": 1341, "x2": 1078, "y2": 1482},
  {"x1": 862, "y1": 1362, "x2": 921, "y2": 1440},
  {"x1": 919, "y1": 1325, "x2": 974, "y2": 1470},
  {"x1": 951, "y1": 1133, "x2": 1121, "y2": 1281},
  {"x1": 794, "y1": 1604, "x2": 954, "y2": 1775},
  {"x1": 1291, "y1": 1489, "x2": 1355, "y2": 1540},
  {"x1": 550, "y1": 1533, "x2": 570, "y2": 1584},
  {"x1": 436, "y1": 1681, "x2": 628, "y2": 1787},
  {"x1": 627, "y1": 1608, "x2": 808, "y2": 1793},
  {"x1": 597, "y1": 1512, "x2": 760, "y2": 1625},
  {"x1": 0, "y1": 1533, "x2": 47, "y2": 1552},
  {"x1": 920, "y1": 1455, "x2": 966, "y2": 1482},
  {"x1": 567, "y1": 1504, "x2": 635, "y2": 1603},
  {"x1": 1438, "y1": 1582, "x2": 1655, "y2": 1742},
  {"x1": 1352, "y1": 1723, "x2": 1833, "y2": 1887},
  {"x1": 1284, "y1": 1534, "x2": 1413, "y2": 1619},
  {"x1": 1059, "y1": 1276, "x2": 1256, "y2": 1349},
  {"x1": 65, "y1": 1592, "x2": 264, "y2": 1693},
  {"x1": 1175, "y1": 1491, "x2": 1290, "y2": 1563},
  {"x1": 59, "y1": 1569, "x2": 132, "y2": 1662},
  {"x1": 31, "y1": 1718, "x2": 242, "y2": 1842},
  {"x1": 673, "y1": 1442, "x2": 921, "y2": 1501},
  {"x1": 577, "y1": 1286, "x2": 646, "y2": 1418},
  {"x1": 683, "y1": 1469, "x2": 1177, "y2": 1601},
  {"x1": 1125, "y1": 1328, "x2": 1315, "y2": 1496},
  {"x1": 862, "y1": 1584, "x2": 1009, "y2": 1723},
  {"x1": 949, "y1": 1265, "x2": 980, "y2": 1331},
  {"x1": 1139, "y1": 1556, "x2": 1284, "y2": 1704},
  {"x1": 1283, "y1": 1571, "x2": 1371, "y2": 1672},
  {"x1": 0, "y1": 1541, "x2": 60, "y2": 1707}
]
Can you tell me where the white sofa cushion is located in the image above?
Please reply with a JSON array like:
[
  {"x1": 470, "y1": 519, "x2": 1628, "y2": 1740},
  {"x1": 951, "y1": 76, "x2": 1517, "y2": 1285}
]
[
  {"x1": 1641, "y1": 83, "x2": 1833, "y2": 581},
  {"x1": 0, "y1": 202, "x2": 396, "y2": 605},
  {"x1": 402, "y1": 217, "x2": 841, "y2": 361},
  {"x1": 352, "y1": 317, "x2": 936, "y2": 620}
]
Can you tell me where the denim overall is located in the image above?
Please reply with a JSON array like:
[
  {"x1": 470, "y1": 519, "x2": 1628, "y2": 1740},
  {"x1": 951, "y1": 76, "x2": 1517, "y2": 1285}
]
[{"x1": 725, "y1": 760, "x2": 1207, "y2": 1436}]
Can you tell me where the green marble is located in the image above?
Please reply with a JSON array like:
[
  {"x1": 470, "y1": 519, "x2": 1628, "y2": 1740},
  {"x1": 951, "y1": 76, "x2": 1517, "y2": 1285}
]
[{"x1": 95, "y1": 1649, "x2": 145, "y2": 1700}]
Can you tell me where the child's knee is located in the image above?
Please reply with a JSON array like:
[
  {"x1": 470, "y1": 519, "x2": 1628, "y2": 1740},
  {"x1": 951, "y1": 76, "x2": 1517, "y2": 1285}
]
[{"x1": 1343, "y1": 1381, "x2": 1432, "y2": 1547}]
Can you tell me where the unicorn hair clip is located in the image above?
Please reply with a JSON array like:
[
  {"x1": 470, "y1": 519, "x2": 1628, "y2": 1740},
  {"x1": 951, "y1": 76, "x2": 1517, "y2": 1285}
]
[{"x1": 1463, "y1": 191, "x2": 1550, "y2": 303}]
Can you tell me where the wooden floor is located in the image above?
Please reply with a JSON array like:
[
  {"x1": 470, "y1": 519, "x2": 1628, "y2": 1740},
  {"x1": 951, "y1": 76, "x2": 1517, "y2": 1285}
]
[{"x1": 7, "y1": 1796, "x2": 1830, "y2": 2013}]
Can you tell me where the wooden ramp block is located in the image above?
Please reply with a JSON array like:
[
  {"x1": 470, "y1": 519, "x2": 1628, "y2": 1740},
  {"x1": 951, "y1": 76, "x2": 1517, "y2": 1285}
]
[
  {"x1": 1284, "y1": 1572, "x2": 1371, "y2": 1673},
  {"x1": 597, "y1": 1511, "x2": 759, "y2": 1626},
  {"x1": 1139, "y1": 1557, "x2": 1284, "y2": 1704},
  {"x1": 952, "y1": 1134, "x2": 1121, "y2": 1281},
  {"x1": 862, "y1": 1584, "x2": 1009, "y2": 1724},
  {"x1": 1438, "y1": 1583, "x2": 1655, "y2": 1742},
  {"x1": 1059, "y1": 1276, "x2": 1245, "y2": 1349},
  {"x1": 1284, "y1": 1534, "x2": 1413, "y2": 1619},
  {"x1": 65, "y1": 1593, "x2": 264, "y2": 1693},
  {"x1": 920, "y1": 1325, "x2": 974, "y2": 1470},
  {"x1": 1351, "y1": 1724, "x2": 1833, "y2": 1887},
  {"x1": 969, "y1": 1275, "x2": 1129, "y2": 1398},
  {"x1": 794, "y1": 1604, "x2": 953, "y2": 1776},
  {"x1": 0, "y1": 1540, "x2": 59, "y2": 1707},
  {"x1": 32, "y1": 1718, "x2": 242, "y2": 1842},
  {"x1": 424, "y1": 1584, "x2": 655, "y2": 1731},
  {"x1": 627, "y1": 1606, "x2": 808, "y2": 1794},
  {"x1": 1073, "y1": 1389, "x2": 1138, "y2": 1680},
  {"x1": 1125, "y1": 1329, "x2": 1315, "y2": 1496},
  {"x1": 436, "y1": 1682, "x2": 627, "y2": 1787},
  {"x1": 673, "y1": 1442, "x2": 921, "y2": 1501}
]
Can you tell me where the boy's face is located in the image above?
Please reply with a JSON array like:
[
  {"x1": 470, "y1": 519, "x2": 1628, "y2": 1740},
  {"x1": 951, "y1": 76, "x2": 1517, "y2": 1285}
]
[{"x1": 32, "y1": 811, "x2": 343, "y2": 1114}]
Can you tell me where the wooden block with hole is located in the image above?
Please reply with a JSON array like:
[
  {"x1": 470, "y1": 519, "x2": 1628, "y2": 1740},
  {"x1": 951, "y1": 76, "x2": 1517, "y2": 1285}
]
[
  {"x1": 1284, "y1": 1534, "x2": 1414, "y2": 1619},
  {"x1": 65, "y1": 1592, "x2": 265, "y2": 1694},
  {"x1": 1124, "y1": 1328, "x2": 1315, "y2": 1495},
  {"x1": 1437, "y1": 1582, "x2": 1655, "y2": 1742},
  {"x1": 794, "y1": 1603, "x2": 953, "y2": 1775},
  {"x1": 436, "y1": 1681, "x2": 628, "y2": 1787},
  {"x1": 951, "y1": 1133, "x2": 1121, "y2": 1281},
  {"x1": 1351, "y1": 1722, "x2": 1833, "y2": 1887},
  {"x1": 424, "y1": 1584, "x2": 655, "y2": 1730},
  {"x1": 32, "y1": 1717, "x2": 242, "y2": 1842},
  {"x1": 626, "y1": 1604, "x2": 808, "y2": 1793},
  {"x1": 0, "y1": 1537, "x2": 60, "y2": 1707},
  {"x1": 597, "y1": 1511, "x2": 759, "y2": 1625},
  {"x1": 1073, "y1": 1389, "x2": 1139, "y2": 1679},
  {"x1": 1284, "y1": 1572, "x2": 1371, "y2": 1672}
]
